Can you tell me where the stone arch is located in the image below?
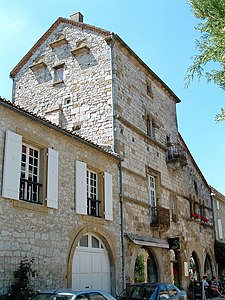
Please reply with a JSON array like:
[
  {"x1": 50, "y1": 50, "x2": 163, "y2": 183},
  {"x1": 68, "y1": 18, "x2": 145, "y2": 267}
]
[
  {"x1": 128, "y1": 244, "x2": 160, "y2": 284},
  {"x1": 203, "y1": 247, "x2": 217, "y2": 278},
  {"x1": 66, "y1": 224, "x2": 118, "y2": 292}
]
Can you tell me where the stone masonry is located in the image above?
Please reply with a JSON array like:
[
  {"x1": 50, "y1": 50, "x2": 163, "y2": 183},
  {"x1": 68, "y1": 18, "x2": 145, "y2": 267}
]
[{"x1": 10, "y1": 13, "x2": 217, "y2": 292}]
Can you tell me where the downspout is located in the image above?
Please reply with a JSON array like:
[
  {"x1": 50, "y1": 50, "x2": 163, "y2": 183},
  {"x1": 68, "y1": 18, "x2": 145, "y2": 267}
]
[
  {"x1": 107, "y1": 32, "x2": 126, "y2": 289},
  {"x1": 210, "y1": 191, "x2": 216, "y2": 240},
  {"x1": 108, "y1": 32, "x2": 116, "y2": 153},
  {"x1": 119, "y1": 160, "x2": 126, "y2": 290}
]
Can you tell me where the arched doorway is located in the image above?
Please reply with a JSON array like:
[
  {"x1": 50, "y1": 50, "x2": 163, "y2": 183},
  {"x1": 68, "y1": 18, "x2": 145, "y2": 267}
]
[
  {"x1": 189, "y1": 252, "x2": 200, "y2": 281},
  {"x1": 204, "y1": 254, "x2": 213, "y2": 279},
  {"x1": 134, "y1": 248, "x2": 158, "y2": 283},
  {"x1": 72, "y1": 233, "x2": 111, "y2": 292}
]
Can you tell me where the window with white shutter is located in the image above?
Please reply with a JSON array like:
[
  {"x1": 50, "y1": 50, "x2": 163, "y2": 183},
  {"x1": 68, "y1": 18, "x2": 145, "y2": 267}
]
[
  {"x1": 75, "y1": 160, "x2": 113, "y2": 220},
  {"x1": 2, "y1": 130, "x2": 58, "y2": 209}
]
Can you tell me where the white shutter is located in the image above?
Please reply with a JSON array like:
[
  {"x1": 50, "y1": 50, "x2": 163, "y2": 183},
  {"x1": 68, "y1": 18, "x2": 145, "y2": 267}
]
[
  {"x1": 75, "y1": 160, "x2": 87, "y2": 215},
  {"x1": 2, "y1": 130, "x2": 22, "y2": 200},
  {"x1": 218, "y1": 219, "x2": 223, "y2": 239},
  {"x1": 47, "y1": 148, "x2": 58, "y2": 209},
  {"x1": 104, "y1": 172, "x2": 113, "y2": 221}
]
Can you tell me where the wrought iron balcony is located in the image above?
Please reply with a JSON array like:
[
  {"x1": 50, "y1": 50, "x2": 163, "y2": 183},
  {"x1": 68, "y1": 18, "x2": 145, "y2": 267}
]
[
  {"x1": 150, "y1": 206, "x2": 170, "y2": 230},
  {"x1": 166, "y1": 142, "x2": 187, "y2": 169},
  {"x1": 19, "y1": 178, "x2": 42, "y2": 204},
  {"x1": 87, "y1": 197, "x2": 101, "y2": 217}
]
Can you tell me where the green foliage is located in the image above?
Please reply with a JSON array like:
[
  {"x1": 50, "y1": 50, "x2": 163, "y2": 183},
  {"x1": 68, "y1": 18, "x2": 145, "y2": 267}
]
[
  {"x1": 134, "y1": 255, "x2": 145, "y2": 283},
  {"x1": 8, "y1": 257, "x2": 37, "y2": 300},
  {"x1": 214, "y1": 240, "x2": 225, "y2": 273},
  {"x1": 186, "y1": 0, "x2": 225, "y2": 121}
]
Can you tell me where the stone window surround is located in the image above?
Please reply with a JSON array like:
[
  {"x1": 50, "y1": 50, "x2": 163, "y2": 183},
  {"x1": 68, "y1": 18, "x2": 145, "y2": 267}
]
[
  {"x1": 53, "y1": 63, "x2": 65, "y2": 85},
  {"x1": 86, "y1": 165, "x2": 104, "y2": 218},
  {"x1": 146, "y1": 166, "x2": 161, "y2": 207}
]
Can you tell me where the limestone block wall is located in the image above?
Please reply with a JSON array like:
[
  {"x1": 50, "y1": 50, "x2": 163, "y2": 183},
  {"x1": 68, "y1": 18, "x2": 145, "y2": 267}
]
[
  {"x1": 0, "y1": 103, "x2": 121, "y2": 294},
  {"x1": 13, "y1": 23, "x2": 113, "y2": 145}
]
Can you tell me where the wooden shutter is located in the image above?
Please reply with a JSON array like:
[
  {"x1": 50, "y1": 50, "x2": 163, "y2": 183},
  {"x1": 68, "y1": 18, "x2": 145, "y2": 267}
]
[
  {"x1": 47, "y1": 148, "x2": 58, "y2": 209},
  {"x1": 75, "y1": 160, "x2": 87, "y2": 215},
  {"x1": 2, "y1": 130, "x2": 22, "y2": 200},
  {"x1": 104, "y1": 172, "x2": 113, "y2": 220}
]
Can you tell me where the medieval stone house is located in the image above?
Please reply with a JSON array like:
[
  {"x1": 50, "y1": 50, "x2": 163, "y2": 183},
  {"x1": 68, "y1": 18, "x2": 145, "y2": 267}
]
[
  {"x1": 3, "y1": 11, "x2": 218, "y2": 292},
  {"x1": 0, "y1": 97, "x2": 122, "y2": 294}
]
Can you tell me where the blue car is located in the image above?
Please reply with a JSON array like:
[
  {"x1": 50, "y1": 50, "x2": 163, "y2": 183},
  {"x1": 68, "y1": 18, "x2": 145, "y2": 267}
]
[
  {"x1": 116, "y1": 283, "x2": 187, "y2": 300},
  {"x1": 29, "y1": 289, "x2": 117, "y2": 300}
]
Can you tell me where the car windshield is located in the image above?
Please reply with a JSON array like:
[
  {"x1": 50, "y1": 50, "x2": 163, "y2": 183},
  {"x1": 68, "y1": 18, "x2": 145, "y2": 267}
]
[
  {"x1": 31, "y1": 294, "x2": 73, "y2": 300},
  {"x1": 119, "y1": 285, "x2": 156, "y2": 300}
]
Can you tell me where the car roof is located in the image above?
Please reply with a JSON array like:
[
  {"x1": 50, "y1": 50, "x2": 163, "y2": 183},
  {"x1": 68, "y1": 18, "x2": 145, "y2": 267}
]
[{"x1": 37, "y1": 289, "x2": 114, "y2": 295}]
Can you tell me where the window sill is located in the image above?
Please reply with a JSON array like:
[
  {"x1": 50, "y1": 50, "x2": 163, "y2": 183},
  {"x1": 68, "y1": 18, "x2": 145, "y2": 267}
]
[
  {"x1": 30, "y1": 61, "x2": 46, "y2": 72},
  {"x1": 49, "y1": 38, "x2": 68, "y2": 49},
  {"x1": 81, "y1": 214, "x2": 107, "y2": 225},
  {"x1": 53, "y1": 80, "x2": 64, "y2": 86},
  {"x1": 13, "y1": 199, "x2": 48, "y2": 213}
]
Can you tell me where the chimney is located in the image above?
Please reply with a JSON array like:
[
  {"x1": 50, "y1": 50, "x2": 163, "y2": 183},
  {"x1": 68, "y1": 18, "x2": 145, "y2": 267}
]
[{"x1": 70, "y1": 12, "x2": 84, "y2": 22}]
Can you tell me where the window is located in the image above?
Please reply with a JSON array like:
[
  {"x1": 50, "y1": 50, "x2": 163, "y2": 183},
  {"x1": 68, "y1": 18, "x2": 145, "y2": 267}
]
[
  {"x1": 218, "y1": 219, "x2": 224, "y2": 239},
  {"x1": 2, "y1": 130, "x2": 58, "y2": 209},
  {"x1": 87, "y1": 169, "x2": 100, "y2": 216},
  {"x1": 148, "y1": 175, "x2": 157, "y2": 207},
  {"x1": 53, "y1": 64, "x2": 64, "y2": 84},
  {"x1": 20, "y1": 143, "x2": 41, "y2": 203},
  {"x1": 217, "y1": 200, "x2": 220, "y2": 210},
  {"x1": 146, "y1": 80, "x2": 153, "y2": 97},
  {"x1": 148, "y1": 175, "x2": 157, "y2": 223},
  {"x1": 75, "y1": 161, "x2": 113, "y2": 220},
  {"x1": 146, "y1": 114, "x2": 157, "y2": 140},
  {"x1": 78, "y1": 234, "x2": 105, "y2": 250},
  {"x1": 171, "y1": 194, "x2": 178, "y2": 222}
]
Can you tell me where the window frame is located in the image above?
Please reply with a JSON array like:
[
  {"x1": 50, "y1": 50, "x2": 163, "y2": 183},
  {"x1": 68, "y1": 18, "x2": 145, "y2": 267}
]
[
  {"x1": 146, "y1": 114, "x2": 158, "y2": 140},
  {"x1": 86, "y1": 168, "x2": 101, "y2": 217},
  {"x1": 53, "y1": 63, "x2": 65, "y2": 84},
  {"x1": 20, "y1": 142, "x2": 42, "y2": 203},
  {"x1": 75, "y1": 160, "x2": 113, "y2": 220},
  {"x1": 2, "y1": 130, "x2": 58, "y2": 209}
]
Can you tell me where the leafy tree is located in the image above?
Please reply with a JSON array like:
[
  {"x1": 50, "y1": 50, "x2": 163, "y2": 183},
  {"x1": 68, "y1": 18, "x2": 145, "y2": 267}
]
[
  {"x1": 214, "y1": 240, "x2": 225, "y2": 274},
  {"x1": 185, "y1": 0, "x2": 225, "y2": 121},
  {"x1": 8, "y1": 257, "x2": 37, "y2": 300},
  {"x1": 134, "y1": 255, "x2": 145, "y2": 283}
]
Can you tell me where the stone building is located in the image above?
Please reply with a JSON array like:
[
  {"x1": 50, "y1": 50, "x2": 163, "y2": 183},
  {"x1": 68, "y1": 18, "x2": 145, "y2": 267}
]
[
  {"x1": 0, "y1": 97, "x2": 122, "y2": 294},
  {"x1": 8, "y1": 12, "x2": 217, "y2": 291},
  {"x1": 211, "y1": 187, "x2": 225, "y2": 242}
]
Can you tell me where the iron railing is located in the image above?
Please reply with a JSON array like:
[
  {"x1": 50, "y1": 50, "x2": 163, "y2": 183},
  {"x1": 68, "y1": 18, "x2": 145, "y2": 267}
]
[
  {"x1": 19, "y1": 178, "x2": 42, "y2": 204},
  {"x1": 87, "y1": 197, "x2": 101, "y2": 217},
  {"x1": 150, "y1": 206, "x2": 170, "y2": 229}
]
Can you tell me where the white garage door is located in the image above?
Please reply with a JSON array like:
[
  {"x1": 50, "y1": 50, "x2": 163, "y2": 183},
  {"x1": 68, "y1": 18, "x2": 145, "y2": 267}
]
[{"x1": 72, "y1": 234, "x2": 111, "y2": 293}]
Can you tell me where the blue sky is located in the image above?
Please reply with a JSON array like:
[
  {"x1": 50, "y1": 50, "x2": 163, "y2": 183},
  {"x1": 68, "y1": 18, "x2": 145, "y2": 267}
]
[{"x1": 1, "y1": 0, "x2": 225, "y2": 194}]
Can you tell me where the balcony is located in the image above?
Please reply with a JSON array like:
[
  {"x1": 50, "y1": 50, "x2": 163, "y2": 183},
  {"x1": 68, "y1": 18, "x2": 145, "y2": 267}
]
[
  {"x1": 150, "y1": 206, "x2": 170, "y2": 230},
  {"x1": 166, "y1": 142, "x2": 187, "y2": 170}
]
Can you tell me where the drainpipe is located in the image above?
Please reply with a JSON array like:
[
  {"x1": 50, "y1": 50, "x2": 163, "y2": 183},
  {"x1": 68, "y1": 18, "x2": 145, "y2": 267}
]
[
  {"x1": 108, "y1": 32, "x2": 116, "y2": 153},
  {"x1": 210, "y1": 191, "x2": 216, "y2": 240},
  {"x1": 119, "y1": 161, "x2": 126, "y2": 290},
  {"x1": 107, "y1": 32, "x2": 126, "y2": 289}
]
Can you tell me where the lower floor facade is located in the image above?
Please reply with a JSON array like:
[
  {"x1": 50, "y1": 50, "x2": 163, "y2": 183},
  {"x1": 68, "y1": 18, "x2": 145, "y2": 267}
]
[{"x1": 0, "y1": 222, "x2": 216, "y2": 296}]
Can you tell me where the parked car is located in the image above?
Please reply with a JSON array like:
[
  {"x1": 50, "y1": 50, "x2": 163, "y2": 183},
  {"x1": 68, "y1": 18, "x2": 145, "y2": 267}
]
[
  {"x1": 29, "y1": 289, "x2": 117, "y2": 300},
  {"x1": 116, "y1": 283, "x2": 187, "y2": 300}
]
